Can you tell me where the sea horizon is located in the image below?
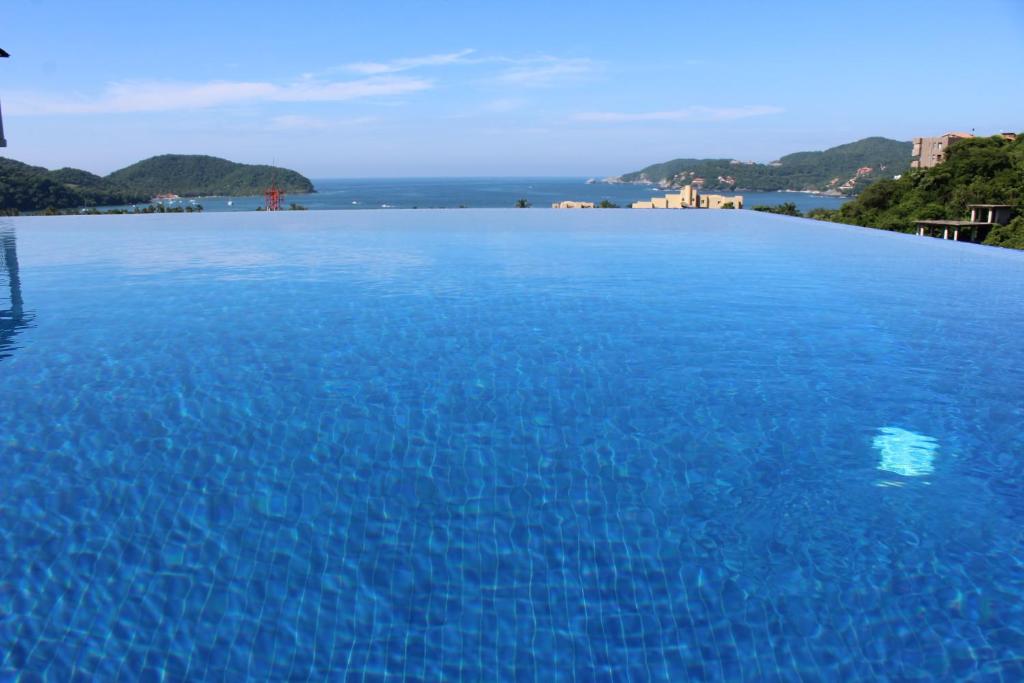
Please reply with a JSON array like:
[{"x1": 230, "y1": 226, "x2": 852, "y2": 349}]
[{"x1": 100, "y1": 177, "x2": 851, "y2": 214}]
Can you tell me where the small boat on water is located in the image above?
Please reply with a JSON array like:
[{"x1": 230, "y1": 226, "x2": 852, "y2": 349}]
[{"x1": 227, "y1": 200, "x2": 233, "y2": 206}]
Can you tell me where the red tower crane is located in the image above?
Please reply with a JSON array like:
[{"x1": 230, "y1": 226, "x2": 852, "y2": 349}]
[
  {"x1": 264, "y1": 162, "x2": 284, "y2": 211},
  {"x1": 263, "y1": 183, "x2": 283, "y2": 211}
]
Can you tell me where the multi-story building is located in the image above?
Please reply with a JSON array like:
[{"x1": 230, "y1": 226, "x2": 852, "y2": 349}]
[
  {"x1": 631, "y1": 185, "x2": 742, "y2": 210},
  {"x1": 698, "y1": 193, "x2": 740, "y2": 209},
  {"x1": 911, "y1": 132, "x2": 974, "y2": 169}
]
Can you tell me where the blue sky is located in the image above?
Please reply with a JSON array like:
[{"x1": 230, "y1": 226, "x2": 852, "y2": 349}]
[{"x1": 2, "y1": 0, "x2": 1022, "y2": 177}]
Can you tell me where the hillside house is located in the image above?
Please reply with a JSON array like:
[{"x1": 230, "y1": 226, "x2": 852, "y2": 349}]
[{"x1": 911, "y1": 132, "x2": 974, "y2": 169}]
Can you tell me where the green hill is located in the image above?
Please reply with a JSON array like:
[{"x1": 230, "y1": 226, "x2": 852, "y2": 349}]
[
  {"x1": 617, "y1": 137, "x2": 912, "y2": 194},
  {"x1": 106, "y1": 155, "x2": 313, "y2": 197},
  {"x1": 48, "y1": 167, "x2": 119, "y2": 190},
  {"x1": 0, "y1": 157, "x2": 147, "y2": 212},
  {"x1": 812, "y1": 133, "x2": 1024, "y2": 249},
  {"x1": 0, "y1": 154, "x2": 314, "y2": 213}
]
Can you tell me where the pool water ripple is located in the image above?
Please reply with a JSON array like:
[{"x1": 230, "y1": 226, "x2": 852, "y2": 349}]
[{"x1": 1, "y1": 210, "x2": 1023, "y2": 680}]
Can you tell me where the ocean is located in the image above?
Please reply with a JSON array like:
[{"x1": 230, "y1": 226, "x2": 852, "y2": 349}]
[{"x1": 113, "y1": 178, "x2": 850, "y2": 213}]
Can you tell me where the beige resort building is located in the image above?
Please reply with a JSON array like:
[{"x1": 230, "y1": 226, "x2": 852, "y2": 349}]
[
  {"x1": 631, "y1": 185, "x2": 743, "y2": 210},
  {"x1": 551, "y1": 200, "x2": 596, "y2": 209}
]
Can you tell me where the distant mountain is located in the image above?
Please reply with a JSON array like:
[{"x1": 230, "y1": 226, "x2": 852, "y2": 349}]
[
  {"x1": 106, "y1": 154, "x2": 314, "y2": 197},
  {"x1": 0, "y1": 154, "x2": 313, "y2": 213},
  {"x1": 616, "y1": 137, "x2": 913, "y2": 195}
]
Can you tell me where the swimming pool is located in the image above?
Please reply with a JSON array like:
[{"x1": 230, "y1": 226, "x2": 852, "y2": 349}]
[{"x1": 1, "y1": 210, "x2": 1022, "y2": 680}]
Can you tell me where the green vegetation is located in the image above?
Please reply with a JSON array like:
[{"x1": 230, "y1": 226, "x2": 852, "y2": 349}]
[
  {"x1": 598, "y1": 199, "x2": 620, "y2": 208},
  {"x1": 811, "y1": 134, "x2": 1024, "y2": 249},
  {"x1": 618, "y1": 137, "x2": 911, "y2": 194},
  {"x1": 0, "y1": 154, "x2": 313, "y2": 213},
  {"x1": 752, "y1": 202, "x2": 801, "y2": 216},
  {"x1": 986, "y1": 217, "x2": 1024, "y2": 250},
  {"x1": 29, "y1": 204, "x2": 205, "y2": 217},
  {"x1": 0, "y1": 157, "x2": 147, "y2": 212},
  {"x1": 515, "y1": 198, "x2": 531, "y2": 208},
  {"x1": 107, "y1": 155, "x2": 313, "y2": 197}
]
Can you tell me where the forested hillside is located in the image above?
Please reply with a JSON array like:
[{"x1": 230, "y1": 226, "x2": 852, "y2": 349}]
[
  {"x1": 106, "y1": 155, "x2": 314, "y2": 197},
  {"x1": 617, "y1": 137, "x2": 912, "y2": 194},
  {"x1": 810, "y1": 134, "x2": 1024, "y2": 249},
  {"x1": 0, "y1": 158, "x2": 146, "y2": 213},
  {"x1": 0, "y1": 154, "x2": 314, "y2": 214}
]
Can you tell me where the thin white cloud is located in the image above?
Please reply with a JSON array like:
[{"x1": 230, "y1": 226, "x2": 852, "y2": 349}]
[
  {"x1": 343, "y1": 49, "x2": 476, "y2": 75},
  {"x1": 494, "y1": 57, "x2": 593, "y2": 87},
  {"x1": 268, "y1": 115, "x2": 377, "y2": 130},
  {"x1": 573, "y1": 105, "x2": 784, "y2": 123},
  {"x1": 9, "y1": 76, "x2": 432, "y2": 115},
  {"x1": 331, "y1": 51, "x2": 593, "y2": 90},
  {"x1": 273, "y1": 77, "x2": 430, "y2": 102}
]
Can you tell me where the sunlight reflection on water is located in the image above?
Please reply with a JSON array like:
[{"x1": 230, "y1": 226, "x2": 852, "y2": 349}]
[{"x1": 874, "y1": 426, "x2": 938, "y2": 477}]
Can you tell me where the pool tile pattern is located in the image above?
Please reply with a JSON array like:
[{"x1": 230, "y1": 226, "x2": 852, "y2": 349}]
[{"x1": 1, "y1": 211, "x2": 1023, "y2": 680}]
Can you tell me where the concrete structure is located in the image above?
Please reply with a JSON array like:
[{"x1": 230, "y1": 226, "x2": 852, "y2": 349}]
[
  {"x1": 911, "y1": 132, "x2": 974, "y2": 169},
  {"x1": 631, "y1": 184, "x2": 742, "y2": 210},
  {"x1": 914, "y1": 204, "x2": 1014, "y2": 243},
  {"x1": 0, "y1": 48, "x2": 8, "y2": 148},
  {"x1": 970, "y1": 204, "x2": 1013, "y2": 225},
  {"x1": 551, "y1": 201, "x2": 595, "y2": 209}
]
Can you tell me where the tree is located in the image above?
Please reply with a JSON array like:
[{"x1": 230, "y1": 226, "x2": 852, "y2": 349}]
[
  {"x1": 515, "y1": 198, "x2": 531, "y2": 208},
  {"x1": 752, "y1": 202, "x2": 801, "y2": 217},
  {"x1": 814, "y1": 133, "x2": 1024, "y2": 249},
  {"x1": 598, "y1": 200, "x2": 620, "y2": 208},
  {"x1": 805, "y1": 208, "x2": 835, "y2": 221},
  {"x1": 984, "y1": 216, "x2": 1024, "y2": 250}
]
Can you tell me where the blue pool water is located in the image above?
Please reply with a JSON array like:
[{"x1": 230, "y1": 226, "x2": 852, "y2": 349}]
[{"x1": 1, "y1": 210, "x2": 1023, "y2": 680}]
